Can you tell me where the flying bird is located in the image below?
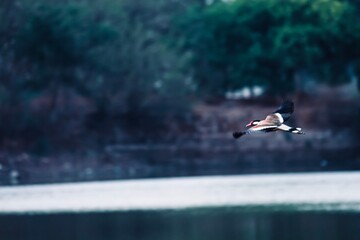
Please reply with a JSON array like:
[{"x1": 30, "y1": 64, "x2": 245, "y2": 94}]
[{"x1": 233, "y1": 100, "x2": 304, "y2": 139}]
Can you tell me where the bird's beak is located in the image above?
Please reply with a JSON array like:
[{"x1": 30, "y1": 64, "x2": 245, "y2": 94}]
[{"x1": 246, "y1": 123, "x2": 251, "y2": 128}]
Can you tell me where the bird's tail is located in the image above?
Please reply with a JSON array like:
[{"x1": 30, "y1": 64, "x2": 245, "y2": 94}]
[
  {"x1": 289, "y1": 127, "x2": 304, "y2": 134},
  {"x1": 233, "y1": 131, "x2": 245, "y2": 139}
]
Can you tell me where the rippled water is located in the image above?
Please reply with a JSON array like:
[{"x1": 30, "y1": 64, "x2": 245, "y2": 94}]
[{"x1": 1, "y1": 209, "x2": 360, "y2": 240}]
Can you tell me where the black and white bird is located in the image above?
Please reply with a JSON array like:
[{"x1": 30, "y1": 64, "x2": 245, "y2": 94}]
[{"x1": 233, "y1": 100, "x2": 304, "y2": 139}]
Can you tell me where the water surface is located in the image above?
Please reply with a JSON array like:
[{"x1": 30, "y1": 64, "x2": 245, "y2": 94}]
[
  {"x1": 1, "y1": 209, "x2": 360, "y2": 240},
  {"x1": 1, "y1": 173, "x2": 360, "y2": 240}
]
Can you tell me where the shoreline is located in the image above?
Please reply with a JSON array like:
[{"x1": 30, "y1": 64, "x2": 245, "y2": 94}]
[{"x1": 1, "y1": 171, "x2": 360, "y2": 214}]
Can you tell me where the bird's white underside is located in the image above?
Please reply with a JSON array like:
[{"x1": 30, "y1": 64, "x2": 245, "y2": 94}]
[
  {"x1": 274, "y1": 112, "x2": 284, "y2": 123},
  {"x1": 247, "y1": 124, "x2": 302, "y2": 134}
]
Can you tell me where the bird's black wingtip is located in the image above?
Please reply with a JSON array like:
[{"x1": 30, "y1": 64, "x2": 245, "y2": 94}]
[
  {"x1": 274, "y1": 100, "x2": 294, "y2": 114},
  {"x1": 284, "y1": 99, "x2": 294, "y2": 108},
  {"x1": 283, "y1": 99, "x2": 294, "y2": 104},
  {"x1": 282, "y1": 99, "x2": 294, "y2": 107},
  {"x1": 233, "y1": 132, "x2": 244, "y2": 139}
]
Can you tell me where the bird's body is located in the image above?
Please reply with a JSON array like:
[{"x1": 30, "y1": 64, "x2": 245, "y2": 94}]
[{"x1": 233, "y1": 100, "x2": 304, "y2": 139}]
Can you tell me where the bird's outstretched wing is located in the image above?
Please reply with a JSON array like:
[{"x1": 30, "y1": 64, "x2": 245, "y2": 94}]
[
  {"x1": 273, "y1": 100, "x2": 294, "y2": 122},
  {"x1": 247, "y1": 114, "x2": 281, "y2": 133}
]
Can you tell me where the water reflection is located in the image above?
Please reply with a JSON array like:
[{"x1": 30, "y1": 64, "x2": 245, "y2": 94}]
[{"x1": 1, "y1": 208, "x2": 360, "y2": 240}]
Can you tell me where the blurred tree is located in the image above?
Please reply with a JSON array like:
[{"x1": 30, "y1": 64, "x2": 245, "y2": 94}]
[
  {"x1": 15, "y1": 3, "x2": 117, "y2": 122},
  {"x1": 0, "y1": 0, "x2": 359, "y2": 150},
  {"x1": 174, "y1": 0, "x2": 360, "y2": 97},
  {"x1": 0, "y1": 1, "x2": 31, "y2": 139},
  {"x1": 1, "y1": 0, "x2": 195, "y2": 146},
  {"x1": 81, "y1": 0, "x2": 194, "y2": 137}
]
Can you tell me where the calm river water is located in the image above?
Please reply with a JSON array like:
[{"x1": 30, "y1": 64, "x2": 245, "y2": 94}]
[{"x1": 1, "y1": 209, "x2": 360, "y2": 240}]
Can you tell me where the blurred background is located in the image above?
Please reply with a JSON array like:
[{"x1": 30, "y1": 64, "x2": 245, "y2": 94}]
[
  {"x1": 1, "y1": 0, "x2": 360, "y2": 239},
  {"x1": 0, "y1": 0, "x2": 359, "y2": 185}
]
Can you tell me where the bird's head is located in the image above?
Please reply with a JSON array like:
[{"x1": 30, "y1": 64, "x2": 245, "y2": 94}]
[{"x1": 246, "y1": 120, "x2": 260, "y2": 128}]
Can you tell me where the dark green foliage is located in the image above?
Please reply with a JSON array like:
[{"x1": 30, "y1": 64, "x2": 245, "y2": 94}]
[
  {"x1": 16, "y1": 3, "x2": 117, "y2": 93},
  {"x1": 0, "y1": 0, "x2": 193, "y2": 150},
  {"x1": 0, "y1": 0, "x2": 360, "y2": 151},
  {"x1": 174, "y1": 0, "x2": 360, "y2": 96}
]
